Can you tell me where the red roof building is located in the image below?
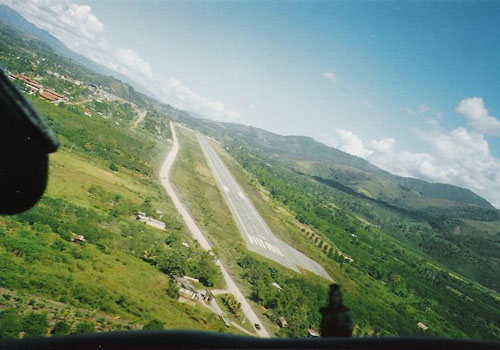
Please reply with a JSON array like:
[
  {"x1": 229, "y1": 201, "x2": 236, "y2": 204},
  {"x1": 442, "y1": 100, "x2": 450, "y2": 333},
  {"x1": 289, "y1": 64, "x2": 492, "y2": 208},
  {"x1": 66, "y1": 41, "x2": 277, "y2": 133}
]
[{"x1": 40, "y1": 90, "x2": 62, "y2": 102}]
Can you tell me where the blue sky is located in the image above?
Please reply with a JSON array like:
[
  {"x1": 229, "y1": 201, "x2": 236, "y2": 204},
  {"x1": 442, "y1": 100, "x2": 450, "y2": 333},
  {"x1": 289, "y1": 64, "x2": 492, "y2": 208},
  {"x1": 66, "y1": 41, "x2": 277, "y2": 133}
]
[{"x1": 4, "y1": 0, "x2": 500, "y2": 206}]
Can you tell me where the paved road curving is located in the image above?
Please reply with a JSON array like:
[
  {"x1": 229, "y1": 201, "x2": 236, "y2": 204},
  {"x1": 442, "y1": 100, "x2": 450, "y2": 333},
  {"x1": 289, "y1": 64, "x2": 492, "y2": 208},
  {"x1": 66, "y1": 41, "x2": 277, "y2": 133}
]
[{"x1": 159, "y1": 121, "x2": 270, "y2": 338}]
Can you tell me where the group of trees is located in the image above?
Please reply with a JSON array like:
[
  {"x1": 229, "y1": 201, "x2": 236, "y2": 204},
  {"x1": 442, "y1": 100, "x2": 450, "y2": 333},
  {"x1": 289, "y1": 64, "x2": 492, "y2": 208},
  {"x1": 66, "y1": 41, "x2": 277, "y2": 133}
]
[
  {"x1": 0, "y1": 309, "x2": 95, "y2": 339},
  {"x1": 224, "y1": 145, "x2": 500, "y2": 339},
  {"x1": 142, "y1": 234, "x2": 221, "y2": 288},
  {"x1": 237, "y1": 255, "x2": 328, "y2": 337}
]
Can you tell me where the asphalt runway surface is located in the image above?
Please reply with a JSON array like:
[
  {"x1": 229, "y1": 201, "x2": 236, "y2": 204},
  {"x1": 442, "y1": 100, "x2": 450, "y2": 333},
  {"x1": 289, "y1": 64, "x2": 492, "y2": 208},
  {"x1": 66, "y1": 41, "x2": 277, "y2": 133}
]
[
  {"x1": 160, "y1": 123, "x2": 270, "y2": 337},
  {"x1": 197, "y1": 133, "x2": 332, "y2": 281}
]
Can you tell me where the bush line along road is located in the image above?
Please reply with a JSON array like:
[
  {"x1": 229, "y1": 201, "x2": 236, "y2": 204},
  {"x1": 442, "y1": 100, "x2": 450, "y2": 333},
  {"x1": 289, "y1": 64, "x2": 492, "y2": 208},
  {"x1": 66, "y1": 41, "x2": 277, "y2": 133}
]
[{"x1": 159, "y1": 122, "x2": 270, "y2": 338}]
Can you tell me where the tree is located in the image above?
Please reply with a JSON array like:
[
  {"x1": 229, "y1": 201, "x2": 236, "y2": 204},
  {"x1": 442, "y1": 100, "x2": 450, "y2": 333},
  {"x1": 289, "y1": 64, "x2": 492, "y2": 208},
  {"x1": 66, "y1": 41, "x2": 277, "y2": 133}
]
[
  {"x1": 109, "y1": 162, "x2": 118, "y2": 171},
  {"x1": 165, "y1": 279, "x2": 179, "y2": 299},
  {"x1": 192, "y1": 252, "x2": 221, "y2": 287},
  {"x1": 157, "y1": 250, "x2": 187, "y2": 276},
  {"x1": 221, "y1": 294, "x2": 242, "y2": 318},
  {"x1": 73, "y1": 322, "x2": 95, "y2": 334},
  {"x1": 0, "y1": 310, "x2": 22, "y2": 339},
  {"x1": 22, "y1": 312, "x2": 48, "y2": 338},
  {"x1": 51, "y1": 321, "x2": 70, "y2": 336},
  {"x1": 143, "y1": 320, "x2": 164, "y2": 330}
]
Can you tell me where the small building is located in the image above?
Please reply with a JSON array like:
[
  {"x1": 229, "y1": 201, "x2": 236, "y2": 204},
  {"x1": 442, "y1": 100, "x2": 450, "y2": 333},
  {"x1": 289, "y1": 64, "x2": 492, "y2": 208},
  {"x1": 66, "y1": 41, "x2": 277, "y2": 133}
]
[
  {"x1": 184, "y1": 276, "x2": 200, "y2": 283},
  {"x1": 173, "y1": 275, "x2": 199, "y2": 303},
  {"x1": 417, "y1": 322, "x2": 429, "y2": 331},
  {"x1": 40, "y1": 89, "x2": 67, "y2": 103},
  {"x1": 307, "y1": 328, "x2": 320, "y2": 338},
  {"x1": 278, "y1": 316, "x2": 288, "y2": 328},
  {"x1": 69, "y1": 233, "x2": 85, "y2": 244},
  {"x1": 136, "y1": 212, "x2": 166, "y2": 230}
]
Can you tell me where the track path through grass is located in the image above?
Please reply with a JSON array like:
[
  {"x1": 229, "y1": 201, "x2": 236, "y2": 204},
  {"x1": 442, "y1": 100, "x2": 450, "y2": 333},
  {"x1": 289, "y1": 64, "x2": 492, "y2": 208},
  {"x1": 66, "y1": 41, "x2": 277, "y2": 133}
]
[{"x1": 159, "y1": 121, "x2": 270, "y2": 338}]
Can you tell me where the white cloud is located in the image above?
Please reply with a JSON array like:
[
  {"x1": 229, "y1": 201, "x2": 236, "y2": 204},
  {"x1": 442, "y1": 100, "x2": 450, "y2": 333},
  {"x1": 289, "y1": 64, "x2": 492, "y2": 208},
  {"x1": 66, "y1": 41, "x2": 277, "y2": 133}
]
[
  {"x1": 324, "y1": 98, "x2": 500, "y2": 207},
  {"x1": 333, "y1": 129, "x2": 373, "y2": 158},
  {"x1": 157, "y1": 78, "x2": 240, "y2": 121},
  {"x1": 2, "y1": 0, "x2": 152, "y2": 79},
  {"x1": 368, "y1": 138, "x2": 395, "y2": 154},
  {"x1": 2, "y1": 0, "x2": 242, "y2": 122},
  {"x1": 322, "y1": 71, "x2": 339, "y2": 84},
  {"x1": 455, "y1": 97, "x2": 500, "y2": 135},
  {"x1": 418, "y1": 103, "x2": 430, "y2": 112}
]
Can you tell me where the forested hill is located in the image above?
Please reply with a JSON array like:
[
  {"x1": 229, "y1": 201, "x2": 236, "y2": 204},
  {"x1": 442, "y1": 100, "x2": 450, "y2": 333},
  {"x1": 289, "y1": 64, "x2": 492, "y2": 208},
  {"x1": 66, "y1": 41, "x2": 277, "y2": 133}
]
[
  {"x1": 177, "y1": 114, "x2": 500, "y2": 295},
  {"x1": 176, "y1": 115, "x2": 495, "y2": 210}
]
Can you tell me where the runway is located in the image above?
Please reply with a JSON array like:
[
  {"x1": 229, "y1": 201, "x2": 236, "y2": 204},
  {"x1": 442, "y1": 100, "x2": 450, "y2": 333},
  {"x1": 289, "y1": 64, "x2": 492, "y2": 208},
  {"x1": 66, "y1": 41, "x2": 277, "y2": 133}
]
[{"x1": 196, "y1": 132, "x2": 332, "y2": 281}]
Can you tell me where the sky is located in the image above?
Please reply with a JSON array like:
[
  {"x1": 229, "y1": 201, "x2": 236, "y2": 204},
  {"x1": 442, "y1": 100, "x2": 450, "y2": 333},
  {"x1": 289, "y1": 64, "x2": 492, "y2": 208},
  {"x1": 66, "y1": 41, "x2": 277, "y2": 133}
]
[{"x1": 2, "y1": 0, "x2": 500, "y2": 207}]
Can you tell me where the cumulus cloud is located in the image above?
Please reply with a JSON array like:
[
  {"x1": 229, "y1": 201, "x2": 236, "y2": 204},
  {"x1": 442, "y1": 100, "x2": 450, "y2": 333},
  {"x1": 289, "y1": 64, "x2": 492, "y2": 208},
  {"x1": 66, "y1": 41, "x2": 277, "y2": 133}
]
[
  {"x1": 326, "y1": 129, "x2": 373, "y2": 158},
  {"x1": 324, "y1": 98, "x2": 500, "y2": 207},
  {"x1": 322, "y1": 71, "x2": 339, "y2": 84},
  {"x1": 1, "y1": 0, "x2": 242, "y2": 122},
  {"x1": 455, "y1": 97, "x2": 500, "y2": 135},
  {"x1": 368, "y1": 138, "x2": 395, "y2": 153},
  {"x1": 157, "y1": 78, "x2": 240, "y2": 121},
  {"x1": 2, "y1": 0, "x2": 152, "y2": 79}
]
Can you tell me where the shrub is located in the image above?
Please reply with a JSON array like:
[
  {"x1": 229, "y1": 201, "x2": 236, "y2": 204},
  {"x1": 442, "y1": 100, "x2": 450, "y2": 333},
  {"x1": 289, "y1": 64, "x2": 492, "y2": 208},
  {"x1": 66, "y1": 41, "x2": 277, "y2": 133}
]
[
  {"x1": 0, "y1": 310, "x2": 22, "y2": 339},
  {"x1": 143, "y1": 320, "x2": 164, "y2": 330},
  {"x1": 51, "y1": 321, "x2": 70, "y2": 336},
  {"x1": 165, "y1": 279, "x2": 179, "y2": 299},
  {"x1": 73, "y1": 322, "x2": 95, "y2": 334},
  {"x1": 22, "y1": 312, "x2": 48, "y2": 338},
  {"x1": 109, "y1": 162, "x2": 118, "y2": 171}
]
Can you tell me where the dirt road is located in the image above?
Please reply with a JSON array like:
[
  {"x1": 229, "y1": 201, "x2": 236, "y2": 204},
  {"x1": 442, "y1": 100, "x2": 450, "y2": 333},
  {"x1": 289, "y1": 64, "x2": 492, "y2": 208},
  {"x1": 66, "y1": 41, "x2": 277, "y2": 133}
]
[{"x1": 159, "y1": 122, "x2": 270, "y2": 338}]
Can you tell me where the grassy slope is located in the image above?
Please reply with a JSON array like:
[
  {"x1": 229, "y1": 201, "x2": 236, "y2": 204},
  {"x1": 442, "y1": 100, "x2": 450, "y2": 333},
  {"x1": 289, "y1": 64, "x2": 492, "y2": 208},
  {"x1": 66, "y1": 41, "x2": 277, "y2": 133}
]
[
  {"x1": 0, "y1": 97, "x2": 230, "y2": 336},
  {"x1": 170, "y1": 129, "x2": 476, "y2": 338},
  {"x1": 206, "y1": 140, "x2": 500, "y2": 339}
]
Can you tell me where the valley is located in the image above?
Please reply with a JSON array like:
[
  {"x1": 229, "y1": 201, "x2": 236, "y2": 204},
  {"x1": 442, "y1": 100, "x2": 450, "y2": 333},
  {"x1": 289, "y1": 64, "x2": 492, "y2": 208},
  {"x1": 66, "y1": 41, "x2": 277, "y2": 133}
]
[{"x1": 0, "y1": 8, "x2": 499, "y2": 341}]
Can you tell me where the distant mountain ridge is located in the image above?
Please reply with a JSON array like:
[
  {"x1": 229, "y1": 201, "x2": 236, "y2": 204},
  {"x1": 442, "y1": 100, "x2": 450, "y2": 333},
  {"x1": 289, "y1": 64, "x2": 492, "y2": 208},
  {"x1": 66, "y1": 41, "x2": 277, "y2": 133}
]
[
  {"x1": 176, "y1": 114, "x2": 494, "y2": 210},
  {"x1": 0, "y1": 4, "x2": 153, "y2": 97},
  {"x1": 0, "y1": 3, "x2": 493, "y2": 210}
]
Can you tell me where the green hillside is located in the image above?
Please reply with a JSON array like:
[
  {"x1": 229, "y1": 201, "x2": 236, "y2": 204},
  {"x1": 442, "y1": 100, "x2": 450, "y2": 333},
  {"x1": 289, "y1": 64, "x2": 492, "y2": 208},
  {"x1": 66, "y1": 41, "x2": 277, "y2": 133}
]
[
  {"x1": 177, "y1": 116, "x2": 500, "y2": 294},
  {"x1": 177, "y1": 116, "x2": 493, "y2": 210},
  {"x1": 0, "y1": 23, "x2": 233, "y2": 338},
  {"x1": 1, "y1": 14, "x2": 500, "y2": 341}
]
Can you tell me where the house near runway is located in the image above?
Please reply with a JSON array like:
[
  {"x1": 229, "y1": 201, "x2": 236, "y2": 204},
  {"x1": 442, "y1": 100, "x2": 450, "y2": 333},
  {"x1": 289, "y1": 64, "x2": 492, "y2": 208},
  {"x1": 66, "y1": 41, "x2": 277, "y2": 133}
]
[{"x1": 135, "y1": 211, "x2": 166, "y2": 230}]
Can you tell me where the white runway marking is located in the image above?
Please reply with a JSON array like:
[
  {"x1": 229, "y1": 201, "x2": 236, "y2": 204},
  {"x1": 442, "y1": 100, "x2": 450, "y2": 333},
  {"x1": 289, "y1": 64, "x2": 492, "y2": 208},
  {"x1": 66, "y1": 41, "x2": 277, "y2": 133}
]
[
  {"x1": 196, "y1": 132, "x2": 333, "y2": 282},
  {"x1": 247, "y1": 234, "x2": 256, "y2": 245},
  {"x1": 275, "y1": 247, "x2": 284, "y2": 257},
  {"x1": 265, "y1": 242, "x2": 275, "y2": 253}
]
